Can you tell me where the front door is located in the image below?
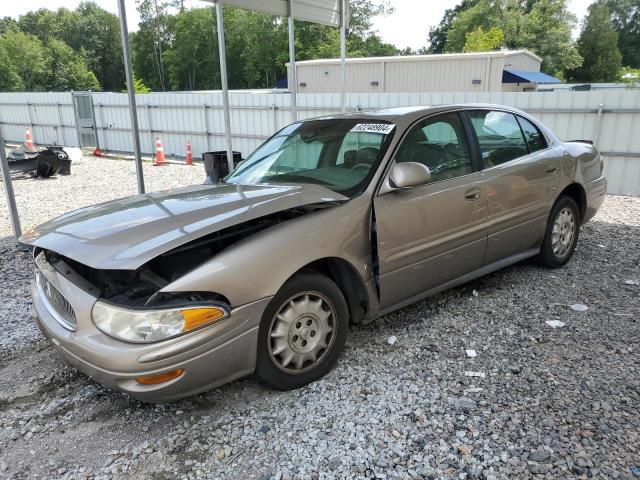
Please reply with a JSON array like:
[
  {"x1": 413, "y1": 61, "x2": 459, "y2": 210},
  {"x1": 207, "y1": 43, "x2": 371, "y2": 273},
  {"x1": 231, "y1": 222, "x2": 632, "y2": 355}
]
[
  {"x1": 465, "y1": 110, "x2": 561, "y2": 264},
  {"x1": 374, "y1": 112, "x2": 488, "y2": 310}
]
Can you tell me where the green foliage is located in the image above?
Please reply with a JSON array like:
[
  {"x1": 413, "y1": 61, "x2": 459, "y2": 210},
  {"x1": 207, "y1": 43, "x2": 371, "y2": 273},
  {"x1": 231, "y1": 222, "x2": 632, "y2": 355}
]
[
  {"x1": 519, "y1": 0, "x2": 582, "y2": 75},
  {"x1": 604, "y1": 0, "x2": 640, "y2": 69},
  {"x1": 0, "y1": 31, "x2": 46, "y2": 91},
  {"x1": 1, "y1": 2, "x2": 124, "y2": 92},
  {"x1": 0, "y1": 42, "x2": 23, "y2": 91},
  {"x1": 63, "y1": 2, "x2": 125, "y2": 91},
  {"x1": 463, "y1": 27, "x2": 505, "y2": 51},
  {"x1": 162, "y1": 7, "x2": 221, "y2": 91},
  {"x1": 43, "y1": 38, "x2": 101, "y2": 91},
  {"x1": 619, "y1": 66, "x2": 640, "y2": 84},
  {"x1": 568, "y1": 1, "x2": 622, "y2": 82},
  {"x1": 132, "y1": 0, "x2": 398, "y2": 91},
  {"x1": 134, "y1": 76, "x2": 151, "y2": 93},
  {"x1": 427, "y1": 0, "x2": 479, "y2": 54},
  {"x1": 433, "y1": 0, "x2": 581, "y2": 76},
  {"x1": 2, "y1": 0, "x2": 395, "y2": 92},
  {"x1": 0, "y1": 17, "x2": 18, "y2": 35}
]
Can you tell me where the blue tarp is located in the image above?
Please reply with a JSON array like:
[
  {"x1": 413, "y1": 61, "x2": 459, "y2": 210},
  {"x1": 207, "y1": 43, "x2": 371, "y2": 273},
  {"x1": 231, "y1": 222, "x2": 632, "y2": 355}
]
[{"x1": 502, "y1": 70, "x2": 562, "y2": 84}]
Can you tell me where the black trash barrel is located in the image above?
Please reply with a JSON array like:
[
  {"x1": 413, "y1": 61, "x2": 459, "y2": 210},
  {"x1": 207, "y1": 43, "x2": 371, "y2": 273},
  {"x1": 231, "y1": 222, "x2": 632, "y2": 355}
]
[{"x1": 202, "y1": 150, "x2": 242, "y2": 184}]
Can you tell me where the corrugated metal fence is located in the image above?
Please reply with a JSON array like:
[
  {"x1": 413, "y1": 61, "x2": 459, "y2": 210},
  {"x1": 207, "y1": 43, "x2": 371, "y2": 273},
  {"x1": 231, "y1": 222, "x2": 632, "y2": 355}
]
[{"x1": 1, "y1": 89, "x2": 639, "y2": 195}]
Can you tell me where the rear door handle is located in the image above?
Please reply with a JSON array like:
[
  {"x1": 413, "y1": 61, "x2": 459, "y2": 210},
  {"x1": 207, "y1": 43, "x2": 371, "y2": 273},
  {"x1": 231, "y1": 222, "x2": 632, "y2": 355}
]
[
  {"x1": 546, "y1": 167, "x2": 558, "y2": 175},
  {"x1": 464, "y1": 187, "x2": 482, "y2": 201}
]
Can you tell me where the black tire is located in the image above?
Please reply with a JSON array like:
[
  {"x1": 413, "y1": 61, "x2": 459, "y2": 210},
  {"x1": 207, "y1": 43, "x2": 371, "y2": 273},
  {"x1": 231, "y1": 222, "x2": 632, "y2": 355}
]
[
  {"x1": 537, "y1": 195, "x2": 580, "y2": 269},
  {"x1": 256, "y1": 272, "x2": 349, "y2": 390}
]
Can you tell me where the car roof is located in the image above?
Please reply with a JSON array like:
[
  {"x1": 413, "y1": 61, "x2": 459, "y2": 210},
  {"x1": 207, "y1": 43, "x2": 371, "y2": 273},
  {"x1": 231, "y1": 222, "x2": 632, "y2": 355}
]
[{"x1": 310, "y1": 103, "x2": 529, "y2": 123}]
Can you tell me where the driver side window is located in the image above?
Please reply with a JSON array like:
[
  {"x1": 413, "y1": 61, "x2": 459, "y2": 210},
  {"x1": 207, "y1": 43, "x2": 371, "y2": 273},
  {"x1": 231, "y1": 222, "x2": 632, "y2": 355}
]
[{"x1": 395, "y1": 113, "x2": 472, "y2": 183}]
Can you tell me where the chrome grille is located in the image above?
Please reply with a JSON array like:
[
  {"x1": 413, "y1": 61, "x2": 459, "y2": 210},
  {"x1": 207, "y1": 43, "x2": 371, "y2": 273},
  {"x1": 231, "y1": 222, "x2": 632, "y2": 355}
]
[{"x1": 36, "y1": 270, "x2": 77, "y2": 330}]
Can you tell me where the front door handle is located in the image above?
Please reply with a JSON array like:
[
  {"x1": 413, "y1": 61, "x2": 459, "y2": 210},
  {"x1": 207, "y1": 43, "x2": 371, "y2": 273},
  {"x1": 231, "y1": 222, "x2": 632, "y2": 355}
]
[
  {"x1": 464, "y1": 187, "x2": 482, "y2": 201},
  {"x1": 546, "y1": 167, "x2": 558, "y2": 175}
]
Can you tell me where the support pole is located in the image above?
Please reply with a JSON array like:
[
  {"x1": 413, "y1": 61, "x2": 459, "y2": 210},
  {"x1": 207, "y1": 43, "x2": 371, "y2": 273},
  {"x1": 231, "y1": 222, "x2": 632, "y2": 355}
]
[
  {"x1": 0, "y1": 126, "x2": 21, "y2": 239},
  {"x1": 340, "y1": 0, "x2": 347, "y2": 112},
  {"x1": 117, "y1": 0, "x2": 145, "y2": 194},
  {"x1": 593, "y1": 103, "x2": 604, "y2": 148},
  {"x1": 215, "y1": 1, "x2": 235, "y2": 172},
  {"x1": 288, "y1": 0, "x2": 297, "y2": 122}
]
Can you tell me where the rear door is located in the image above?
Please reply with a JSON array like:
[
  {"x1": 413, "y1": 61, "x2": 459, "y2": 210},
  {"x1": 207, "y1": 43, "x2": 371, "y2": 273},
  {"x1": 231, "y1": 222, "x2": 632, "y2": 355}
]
[
  {"x1": 373, "y1": 111, "x2": 488, "y2": 309},
  {"x1": 465, "y1": 110, "x2": 561, "y2": 264}
]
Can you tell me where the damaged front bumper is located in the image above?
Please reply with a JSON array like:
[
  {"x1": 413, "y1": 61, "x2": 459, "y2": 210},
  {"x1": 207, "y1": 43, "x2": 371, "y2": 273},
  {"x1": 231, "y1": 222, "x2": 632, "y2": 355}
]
[{"x1": 31, "y1": 259, "x2": 270, "y2": 402}]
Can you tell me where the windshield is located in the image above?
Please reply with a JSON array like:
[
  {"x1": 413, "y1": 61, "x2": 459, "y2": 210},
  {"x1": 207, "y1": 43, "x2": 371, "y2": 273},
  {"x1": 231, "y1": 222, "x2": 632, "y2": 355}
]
[{"x1": 226, "y1": 119, "x2": 395, "y2": 197}]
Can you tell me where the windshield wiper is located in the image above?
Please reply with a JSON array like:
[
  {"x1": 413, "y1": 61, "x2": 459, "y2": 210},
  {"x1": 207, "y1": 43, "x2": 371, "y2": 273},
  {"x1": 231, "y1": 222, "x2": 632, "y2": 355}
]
[{"x1": 267, "y1": 173, "x2": 334, "y2": 187}]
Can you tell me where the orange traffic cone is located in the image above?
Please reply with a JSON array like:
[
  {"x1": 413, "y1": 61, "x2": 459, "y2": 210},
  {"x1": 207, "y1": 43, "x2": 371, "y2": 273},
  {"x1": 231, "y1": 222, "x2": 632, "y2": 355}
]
[
  {"x1": 153, "y1": 136, "x2": 167, "y2": 166},
  {"x1": 185, "y1": 141, "x2": 193, "y2": 166},
  {"x1": 25, "y1": 128, "x2": 35, "y2": 149}
]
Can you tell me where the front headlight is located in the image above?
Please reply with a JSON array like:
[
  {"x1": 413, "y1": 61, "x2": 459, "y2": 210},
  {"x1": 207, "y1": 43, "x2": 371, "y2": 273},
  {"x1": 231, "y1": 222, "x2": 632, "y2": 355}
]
[{"x1": 92, "y1": 301, "x2": 228, "y2": 343}]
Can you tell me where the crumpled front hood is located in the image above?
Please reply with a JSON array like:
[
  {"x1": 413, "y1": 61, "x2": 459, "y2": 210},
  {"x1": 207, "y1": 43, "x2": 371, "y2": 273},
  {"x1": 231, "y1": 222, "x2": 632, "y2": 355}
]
[{"x1": 20, "y1": 183, "x2": 347, "y2": 270}]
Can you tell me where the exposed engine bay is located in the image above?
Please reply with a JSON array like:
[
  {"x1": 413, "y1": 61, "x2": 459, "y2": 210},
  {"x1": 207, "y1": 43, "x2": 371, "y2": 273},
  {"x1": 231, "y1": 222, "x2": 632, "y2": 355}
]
[{"x1": 38, "y1": 204, "x2": 339, "y2": 308}]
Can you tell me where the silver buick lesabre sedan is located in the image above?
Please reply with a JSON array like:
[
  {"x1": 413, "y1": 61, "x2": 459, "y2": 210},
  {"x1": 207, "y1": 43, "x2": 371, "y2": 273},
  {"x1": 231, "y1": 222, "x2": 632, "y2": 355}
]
[{"x1": 21, "y1": 105, "x2": 607, "y2": 402}]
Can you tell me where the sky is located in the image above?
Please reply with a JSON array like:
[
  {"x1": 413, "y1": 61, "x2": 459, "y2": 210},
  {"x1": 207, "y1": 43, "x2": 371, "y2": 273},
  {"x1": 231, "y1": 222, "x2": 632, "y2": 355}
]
[{"x1": 7, "y1": 0, "x2": 596, "y2": 50}]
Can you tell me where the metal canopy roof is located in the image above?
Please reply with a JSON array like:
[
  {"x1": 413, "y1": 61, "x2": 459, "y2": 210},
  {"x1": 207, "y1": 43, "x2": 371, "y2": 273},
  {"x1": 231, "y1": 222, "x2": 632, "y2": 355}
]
[
  {"x1": 203, "y1": 0, "x2": 344, "y2": 26},
  {"x1": 503, "y1": 69, "x2": 561, "y2": 84}
]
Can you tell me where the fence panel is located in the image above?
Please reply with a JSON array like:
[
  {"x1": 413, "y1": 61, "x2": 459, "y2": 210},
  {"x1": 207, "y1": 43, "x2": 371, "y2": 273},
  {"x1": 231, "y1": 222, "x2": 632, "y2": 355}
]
[
  {"x1": 0, "y1": 92, "x2": 76, "y2": 147},
  {"x1": 1, "y1": 89, "x2": 639, "y2": 194}
]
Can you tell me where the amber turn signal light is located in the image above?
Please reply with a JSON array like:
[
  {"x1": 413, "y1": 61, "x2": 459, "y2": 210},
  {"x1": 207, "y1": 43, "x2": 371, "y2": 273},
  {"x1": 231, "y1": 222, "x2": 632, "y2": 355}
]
[
  {"x1": 181, "y1": 307, "x2": 226, "y2": 332},
  {"x1": 136, "y1": 368, "x2": 184, "y2": 385}
]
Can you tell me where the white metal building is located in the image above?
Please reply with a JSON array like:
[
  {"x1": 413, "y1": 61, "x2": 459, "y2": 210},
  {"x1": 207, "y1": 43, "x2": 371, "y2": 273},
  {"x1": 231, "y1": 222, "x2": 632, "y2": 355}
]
[{"x1": 288, "y1": 50, "x2": 561, "y2": 94}]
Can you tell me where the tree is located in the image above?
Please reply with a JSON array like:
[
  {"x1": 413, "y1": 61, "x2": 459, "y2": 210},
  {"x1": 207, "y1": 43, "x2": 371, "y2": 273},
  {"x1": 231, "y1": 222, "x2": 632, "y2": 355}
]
[
  {"x1": 136, "y1": 0, "x2": 173, "y2": 91},
  {"x1": 434, "y1": 0, "x2": 581, "y2": 76},
  {"x1": 605, "y1": 0, "x2": 640, "y2": 68},
  {"x1": 568, "y1": 1, "x2": 622, "y2": 82},
  {"x1": 11, "y1": 2, "x2": 123, "y2": 91},
  {"x1": 62, "y1": 2, "x2": 125, "y2": 91},
  {"x1": 463, "y1": 26, "x2": 505, "y2": 51},
  {"x1": 518, "y1": 0, "x2": 582, "y2": 75},
  {"x1": 162, "y1": 7, "x2": 221, "y2": 90},
  {"x1": 0, "y1": 42, "x2": 23, "y2": 91},
  {"x1": 42, "y1": 38, "x2": 101, "y2": 91},
  {"x1": 2, "y1": 0, "x2": 398, "y2": 92},
  {"x1": 0, "y1": 31, "x2": 46, "y2": 90},
  {"x1": 0, "y1": 17, "x2": 18, "y2": 35},
  {"x1": 427, "y1": 0, "x2": 479, "y2": 53}
]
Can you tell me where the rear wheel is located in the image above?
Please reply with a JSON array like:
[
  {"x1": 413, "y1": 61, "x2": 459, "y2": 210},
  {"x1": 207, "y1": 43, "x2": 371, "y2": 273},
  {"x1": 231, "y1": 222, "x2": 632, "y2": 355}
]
[
  {"x1": 537, "y1": 195, "x2": 580, "y2": 268},
  {"x1": 256, "y1": 272, "x2": 348, "y2": 390}
]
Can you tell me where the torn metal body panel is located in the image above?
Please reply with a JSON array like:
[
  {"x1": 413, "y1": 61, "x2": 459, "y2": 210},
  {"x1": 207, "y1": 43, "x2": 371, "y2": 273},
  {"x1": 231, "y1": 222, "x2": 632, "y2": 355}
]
[{"x1": 22, "y1": 104, "x2": 607, "y2": 402}]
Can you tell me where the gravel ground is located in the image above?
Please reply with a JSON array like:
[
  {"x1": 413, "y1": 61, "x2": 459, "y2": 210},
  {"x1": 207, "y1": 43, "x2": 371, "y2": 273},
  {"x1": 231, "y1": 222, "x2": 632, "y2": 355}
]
[{"x1": 0, "y1": 157, "x2": 639, "y2": 479}]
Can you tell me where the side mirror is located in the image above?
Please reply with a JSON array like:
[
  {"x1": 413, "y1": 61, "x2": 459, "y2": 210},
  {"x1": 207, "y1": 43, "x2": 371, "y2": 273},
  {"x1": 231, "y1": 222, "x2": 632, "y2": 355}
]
[{"x1": 389, "y1": 162, "x2": 431, "y2": 189}]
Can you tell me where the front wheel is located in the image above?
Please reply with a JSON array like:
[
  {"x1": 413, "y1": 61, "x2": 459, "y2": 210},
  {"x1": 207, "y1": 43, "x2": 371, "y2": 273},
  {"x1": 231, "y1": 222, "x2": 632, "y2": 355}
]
[
  {"x1": 537, "y1": 195, "x2": 580, "y2": 269},
  {"x1": 256, "y1": 272, "x2": 349, "y2": 390}
]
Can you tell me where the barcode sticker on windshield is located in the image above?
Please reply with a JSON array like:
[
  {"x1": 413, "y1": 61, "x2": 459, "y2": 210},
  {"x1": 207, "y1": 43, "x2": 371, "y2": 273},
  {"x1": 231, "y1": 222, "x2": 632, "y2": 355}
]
[{"x1": 350, "y1": 123, "x2": 395, "y2": 135}]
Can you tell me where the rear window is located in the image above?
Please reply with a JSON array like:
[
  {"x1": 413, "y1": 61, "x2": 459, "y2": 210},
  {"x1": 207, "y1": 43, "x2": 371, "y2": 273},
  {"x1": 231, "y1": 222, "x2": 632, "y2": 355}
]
[
  {"x1": 517, "y1": 116, "x2": 547, "y2": 153},
  {"x1": 468, "y1": 111, "x2": 528, "y2": 168}
]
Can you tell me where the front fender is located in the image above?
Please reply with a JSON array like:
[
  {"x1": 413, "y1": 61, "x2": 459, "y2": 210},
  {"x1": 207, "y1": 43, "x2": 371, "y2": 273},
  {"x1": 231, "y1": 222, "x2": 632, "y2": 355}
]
[{"x1": 161, "y1": 195, "x2": 374, "y2": 308}]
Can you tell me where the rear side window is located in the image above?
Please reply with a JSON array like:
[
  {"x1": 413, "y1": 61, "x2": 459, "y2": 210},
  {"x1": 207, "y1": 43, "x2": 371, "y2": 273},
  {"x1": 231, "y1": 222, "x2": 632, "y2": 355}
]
[
  {"x1": 517, "y1": 116, "x2": 547, "y2": 153},
  {"x1": 468, "y1": 111, "x2": 528, "y2": 168}
]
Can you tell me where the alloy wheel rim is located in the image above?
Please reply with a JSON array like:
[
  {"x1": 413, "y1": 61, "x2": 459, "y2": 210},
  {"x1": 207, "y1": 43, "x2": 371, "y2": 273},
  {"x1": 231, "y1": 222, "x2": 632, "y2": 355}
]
[
  {"x1": 268, "y1": 292, "x2": 336, "y2": 374},
  {"x1": 551, "y1": 207, "x2": 576, "y2": 259}
]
